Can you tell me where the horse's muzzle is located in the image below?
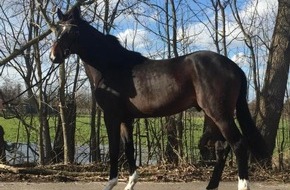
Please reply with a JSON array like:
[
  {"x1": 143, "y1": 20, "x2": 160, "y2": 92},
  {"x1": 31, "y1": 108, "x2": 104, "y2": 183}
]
[{"x1": 50, "y1": 46, "x2": 63, "y2": 63}]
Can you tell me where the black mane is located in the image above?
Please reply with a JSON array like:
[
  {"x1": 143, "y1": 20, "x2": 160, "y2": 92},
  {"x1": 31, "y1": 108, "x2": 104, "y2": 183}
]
[
  {"x1": 78, "y1": 19, "x2": 147, "y2": 70},
  {"x1": 104, "y1": 34, "x2": 147, "y2": 66}
]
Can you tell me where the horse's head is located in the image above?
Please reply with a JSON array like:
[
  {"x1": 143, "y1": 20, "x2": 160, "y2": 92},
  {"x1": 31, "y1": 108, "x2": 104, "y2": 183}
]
[{"x1": 50, "y1": 7, "x2": 81, "y2": 63}]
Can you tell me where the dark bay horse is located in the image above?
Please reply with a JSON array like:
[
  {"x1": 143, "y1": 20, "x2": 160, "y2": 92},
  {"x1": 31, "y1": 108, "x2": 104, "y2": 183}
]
[{"x1": 50, "y1": 7, "x2": 269, "y2": 190}]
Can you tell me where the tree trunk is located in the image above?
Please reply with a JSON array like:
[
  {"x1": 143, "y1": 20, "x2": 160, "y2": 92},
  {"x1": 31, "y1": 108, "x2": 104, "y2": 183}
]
[
  {"x1": 0, "y1": 125, "x2": 6, "y2": 163},
  {"x1": 59, "y1": 63, "x2": 70, "y2": 164},
  {"x1": 163, "y1": 0, "x2": 182, "y2": 165},
  {"x1": 43, "y1": 94, "x2": 52, "y2": 163},
  {"x1": 66, "y1": 101, "x2": 76, "y2": 163},
  {"x1": 176, "y1": 113, "x2": 184, "y2": 160},
  {"x1": 256, "y1": 0, "x2": 290, "y2": 160},
  {"x1": 52, "y1": 116, "x2": 64, "y2": 163},
  {"x1": 52, "y1": 102, "x2": 77, "y2": 164},
  {"x1": 89, "y1": 94, "x2": 97, "y2": 163},
  {"x1": 51, "y1": 103, "x2": 76, "y2": 165},
  {"x1": 57, "y1": 99, "x2": 76, "y2": 164},
  {"x1": 83, "y1": 64, "x2": 102, "y2": 163},
  {"x1": 33, "y1": 17, "x2": 45, "y2": 165},
  {"x1": 164, "y1": 117, "x2": 179, "y2": 165},
  {"x1": 95, "y1": 108, "x2": 102, "y2": 162}
]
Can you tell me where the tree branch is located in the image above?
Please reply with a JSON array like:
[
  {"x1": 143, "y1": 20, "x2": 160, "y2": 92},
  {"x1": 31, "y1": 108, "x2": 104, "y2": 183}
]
[
  {"x1": 0, "y1": 29, "x2": 52, "y2": 67},
  {"x1": 0, "y1": 0, "x2": 88, "y2": 67}
]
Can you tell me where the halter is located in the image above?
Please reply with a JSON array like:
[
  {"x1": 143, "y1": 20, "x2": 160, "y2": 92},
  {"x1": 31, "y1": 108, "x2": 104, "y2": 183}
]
[{"x1": 56, "y1": 23, "x2": 79, "y2": 57}]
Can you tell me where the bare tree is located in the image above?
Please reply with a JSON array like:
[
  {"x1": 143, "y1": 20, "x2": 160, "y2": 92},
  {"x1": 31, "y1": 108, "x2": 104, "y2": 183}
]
[
  {"x1": 165, "y1": 0, "x2": 184, "y2": 165},
  {"x1": 0, "y1": 0, "x2": 54, "y2": 164},
  {"x1": 255, "y1": 0, "x2": 290, "y2": 160},
  {"x1": 231, "y1": 0, "x2": 264, "y2": 118},
  {"x1": 0, "y1": 0, "x2": 288, "y2": 170}
]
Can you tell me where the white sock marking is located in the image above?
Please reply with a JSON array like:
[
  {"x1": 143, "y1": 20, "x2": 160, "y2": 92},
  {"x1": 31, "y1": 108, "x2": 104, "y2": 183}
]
[
  {"x1": 124, "y1": 171, "x2": 138, "y2": 190},
  {"x1": 238, "y1": 178, "x2": 250, "y2": 190}
]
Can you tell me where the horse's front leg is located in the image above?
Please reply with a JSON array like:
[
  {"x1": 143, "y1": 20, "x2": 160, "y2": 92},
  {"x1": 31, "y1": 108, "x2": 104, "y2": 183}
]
[
  {"x1": 121, "y1": 121, "x2": 138, "y2": 190},
  {"x1": 103, "y1": 114, "x2": 121, "y2": 190}
]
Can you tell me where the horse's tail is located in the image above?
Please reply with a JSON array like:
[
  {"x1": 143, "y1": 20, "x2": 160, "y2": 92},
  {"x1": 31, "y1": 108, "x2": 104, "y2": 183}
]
[{"x1": 236, "y1": 71, "x2": 270, "y2": 163}]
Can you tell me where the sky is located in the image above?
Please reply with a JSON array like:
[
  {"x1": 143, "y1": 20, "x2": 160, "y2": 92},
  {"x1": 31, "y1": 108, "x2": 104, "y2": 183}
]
[{"x1": 0, "y1": 0, "x2": 285, "y2": 101}]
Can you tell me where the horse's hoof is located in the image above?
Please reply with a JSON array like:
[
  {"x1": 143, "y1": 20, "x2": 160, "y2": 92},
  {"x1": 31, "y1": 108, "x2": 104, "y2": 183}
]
[
  {"x1": 103, "y1": 178, "x2": 118, "y2": 190},
  {"x1": 124, "y1": 171, "x2": 138, "y2": 190},
  {"x1": 238, "y1": 178, "x2": 250, "y2": 190},
  {"x1": 206, "y1": 185, "x2": 218, "y2": 190}
]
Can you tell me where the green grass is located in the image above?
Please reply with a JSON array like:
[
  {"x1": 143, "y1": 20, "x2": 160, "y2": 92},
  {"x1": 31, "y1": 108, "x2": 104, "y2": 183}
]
[
  {"x1": 0, "y1": 116, "x2": 93, "y2": 144},
  {"x1": 0, "y1": 114, "x2": 204, "y2": 144},
  {"x1": 1, "y1": 116, "x2": 40, "y2": 143},
  {"x1": 74, "y1": 116, "x2": 107, "y2": 144},
  {"x1": 0, "y1": 114, "x2": 288, "y2": 156},
  {"x1": 0, "y1": 114, "x2": 288, "y2": 166},
  {"x1": 0, "y1": 115, "x2": 110, "y2": 144}
]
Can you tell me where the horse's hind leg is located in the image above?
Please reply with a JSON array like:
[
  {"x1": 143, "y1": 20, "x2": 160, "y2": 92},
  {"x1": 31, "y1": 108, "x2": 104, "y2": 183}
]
[
  {"x1": 121, "y1": 120, "x2": 138, "y2": 190},
  {"x1": 200, "y1": 108, "x2": 249, "y2": 190},
  {"x1": 213, "y1": 118, "x2": 250, "y2": 190},
  {"x1": 206, "y1": 141, "x2": 231, "y2": 190},
  {"x1": 201, "y1": 115, "x2": 230, "y2": 190}
]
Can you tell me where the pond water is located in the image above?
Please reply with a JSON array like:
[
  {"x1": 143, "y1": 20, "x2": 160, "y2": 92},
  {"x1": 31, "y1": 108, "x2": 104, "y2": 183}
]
[{"x1": 4, "y1": 142, "x2": 156, "y2": 165}]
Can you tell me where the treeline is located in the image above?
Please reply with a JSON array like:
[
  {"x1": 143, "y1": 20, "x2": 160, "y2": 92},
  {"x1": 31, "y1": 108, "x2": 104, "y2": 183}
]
[{"x1": 0, "y1": 0, "x2": 289, "y2": 171}]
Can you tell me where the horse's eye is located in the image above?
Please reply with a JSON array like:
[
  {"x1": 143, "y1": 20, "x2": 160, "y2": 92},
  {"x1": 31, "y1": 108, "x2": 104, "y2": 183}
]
[
  {"x1": 56, "y1": 26, "x2": 62, "y2": 34},
  {"x1": 56, "y1": 25, "x2": 65, "y2": 36}
]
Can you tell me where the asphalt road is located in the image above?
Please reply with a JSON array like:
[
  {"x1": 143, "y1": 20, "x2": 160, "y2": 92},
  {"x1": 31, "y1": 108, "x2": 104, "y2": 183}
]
[{"x1": 0, "y1": 181, "x2": 289, "y2": 190}]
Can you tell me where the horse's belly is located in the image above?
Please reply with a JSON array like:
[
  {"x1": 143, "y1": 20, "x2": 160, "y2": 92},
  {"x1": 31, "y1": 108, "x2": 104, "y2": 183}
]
[
  {"x1": 128, "y1": 64, "x2": 197, "y2": 117},
  {"x1": 128, "y1": 90, "x2": 197, "y2": 117}
]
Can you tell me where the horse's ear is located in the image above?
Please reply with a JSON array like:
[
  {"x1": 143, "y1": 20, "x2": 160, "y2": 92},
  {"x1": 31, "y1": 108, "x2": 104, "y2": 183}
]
[
  {"x1": 57, "y1": 8, "x2": 64, "y2": 20},
  {"x1": 71, "y1": 6, "x2": 81, "y2": 19}
]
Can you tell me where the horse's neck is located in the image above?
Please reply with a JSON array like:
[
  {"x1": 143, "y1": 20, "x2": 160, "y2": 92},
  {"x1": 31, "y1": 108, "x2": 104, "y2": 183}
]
[
  {"x1": 83, "y1": 62, "x2": 103, "y2": 87},
  {"x1": 79, "y1": 24, "x2": 147, "y2": 71}
]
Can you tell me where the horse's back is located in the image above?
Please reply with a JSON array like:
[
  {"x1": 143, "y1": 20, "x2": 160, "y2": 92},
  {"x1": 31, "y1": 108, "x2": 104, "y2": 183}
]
[{"x1": 188, "y1": 51, "x2": 242, "y2": 76}]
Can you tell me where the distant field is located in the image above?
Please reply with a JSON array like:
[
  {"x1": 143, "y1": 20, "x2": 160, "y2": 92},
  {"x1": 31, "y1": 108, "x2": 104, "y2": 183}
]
[
  {"x1": 0, "y1": 116, "x2": 106, "y2": 144},
  {"x1": 0, "y1": 114, "x2": 288, "y2": 159},
  {"x1": 0, "y1": 114, "x2": 205, "y2": 145}
]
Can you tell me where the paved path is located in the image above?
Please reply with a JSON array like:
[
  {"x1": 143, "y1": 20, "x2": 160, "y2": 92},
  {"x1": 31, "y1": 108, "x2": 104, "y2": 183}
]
[{"x1": 0, "y1": 181, "x2": 288, "y2": 190}]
